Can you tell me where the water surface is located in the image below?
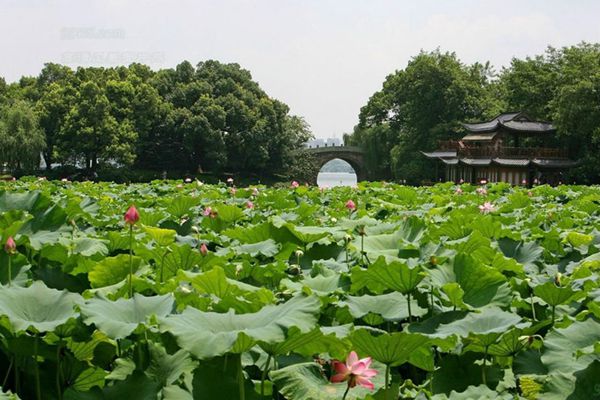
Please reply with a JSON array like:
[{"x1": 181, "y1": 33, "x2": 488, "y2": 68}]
[{"x1": 317, "y1": 172, "x2": 357, "y2": 187}]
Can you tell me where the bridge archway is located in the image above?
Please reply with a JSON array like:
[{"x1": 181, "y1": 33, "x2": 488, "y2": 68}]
[
  {"x1": 317, "y1": 158, "x2": 358, "y2": 187},
  {"x1": 302, "y1": 146, "x2": 367, "y2": 183}
]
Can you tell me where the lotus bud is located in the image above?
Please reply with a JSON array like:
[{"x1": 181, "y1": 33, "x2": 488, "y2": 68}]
[
  {"x1": 4, "y1": 236, "x2": 16, "y2": 255},
  {"x1": 124, "y1": 205, "x2": 140, "y2": 225},
  {"x1": 200, "y1": 242, "x2": 208, "y2": 256},
  {"x1": 295, "y1": 249, "x2": 304, "y2": 258},
  {"x1": 344, "y1": 234, "x2": 353, "y2": 243},
  {"x1": 192, "y1": 226, "x2": 200, "y2": 234},
  {"x1": 554, "y1": 273, "x2": 562, "y2": 287},
  {"x1": 345, "y1": 199, "x2": 356, "y2": 211}
]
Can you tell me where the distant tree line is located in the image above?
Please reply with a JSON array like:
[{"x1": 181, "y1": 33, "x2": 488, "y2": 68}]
[
  {"x1": 345, "y1": 42, "x2": 600, "y2": 184},
  {"x1": 0, "y1": 61, "x2": 312, "y2": 177}
]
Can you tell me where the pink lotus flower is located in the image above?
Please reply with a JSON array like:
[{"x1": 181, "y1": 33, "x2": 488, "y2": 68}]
[
  {"x1": 331, "y1": 351, "x2": 378, "y2": 390},
  {"x1": 203, "y1": 207, "x2": 218, "y2": 219},
  {"x1": 527, "y1": 191, "x2": 533, "y2": 197},
  {"x1": 184, "y1": 177, "x2": 192, "y2": 183},
  {"x1": 230, "y1": 187, "x2": 237, "y2": 195},
  {"x1": 455, "y1": 187, "x2": 463, "y2": 194},
  {"x1": 199, "y1": 242, "x2": 208, "y2": 256},
  {"x1": 4, "y1": 236, "x2": 16, "y2": 255},
  {"x1": 124, "y1": 205, "x2": 140, "y2": 225},
  {"x1": 476, "y1": 187, "x2": 487, "y2": 195},
  {"x1": 252, "y1": 188, "x2": 259, "y2": 196},
  {"x1": 226, "y1": 177, "x2": 234, "y2": 184},
  {"x1": 345, "y1": 200, "x2": 356, "y2": 211},
  {"x1": 61, "y1": 178, "x2": 69, "y2": 182},
  {"x1": 291, "y1": 180, "x2": 299, "y2": 188},
  {"x1": 246, "y1": 200, "x2": 254, "y2": 209},
  {"x1": 459, "y1": 178, "x2": 464, "y2": 184},
  {"x1": 479, "y1": 201, "x2": 495, "y2": 214}
]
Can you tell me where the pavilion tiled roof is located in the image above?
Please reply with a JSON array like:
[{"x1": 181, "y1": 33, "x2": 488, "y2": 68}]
[{"x1": 462, "y1": 112, "x2": 554, "y2": 135}]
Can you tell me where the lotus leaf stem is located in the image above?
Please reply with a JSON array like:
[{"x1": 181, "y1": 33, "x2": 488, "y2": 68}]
[
  {"x1": 7, "y1": 256, "x2": 12, "y2": 286},
  {"x1": 34, "y1": 335, "x2": 41, "y2": 400},
  {"x1": 261, "y1": 353, "x2": 272, "y2": 397},
  {"x1": 128, "y1": 224, "x2": 134, "y2": 298}
]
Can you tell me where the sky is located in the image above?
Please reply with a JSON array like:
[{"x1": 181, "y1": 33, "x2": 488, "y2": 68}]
[{"x1": 1, "y1": 0, "x2": 600, "y2": 139}]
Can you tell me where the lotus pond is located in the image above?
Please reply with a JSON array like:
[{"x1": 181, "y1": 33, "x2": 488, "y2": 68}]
[{"x1": 0, "y1": 179, "x2": 600, "y2": 400}]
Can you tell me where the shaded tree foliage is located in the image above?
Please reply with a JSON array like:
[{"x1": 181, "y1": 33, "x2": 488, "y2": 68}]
[
  {"x1": 1, "y1": 60, "x2": 311, "y2": 176},
  {"x1": 348, "y1": 44, "x2": 600, "y2": 184},
  {"x1": 348, "y1": 50, "x2": 501, "y2": 183},
  {"x1": 0, "y1": 100, "x2": 45, "y2": 172}
]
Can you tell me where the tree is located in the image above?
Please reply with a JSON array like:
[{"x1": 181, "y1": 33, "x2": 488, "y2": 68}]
[
  {"x1": 349, "y1": 50, "x2": 501, "y2": 183},
  {"x1": 0, "y1": 100, "x2": 46, "y2": 172},
  {"x1": 60, "y1": 81, "x2": 136, "y2": 170},
  {"x1": 550, "y1": 43, "x2": 600, "y2": 182}
]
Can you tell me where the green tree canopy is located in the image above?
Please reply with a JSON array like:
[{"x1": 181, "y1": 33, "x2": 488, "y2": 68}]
[{"x1": 0, "y1": 100, "x2": 46, "y2": 172}]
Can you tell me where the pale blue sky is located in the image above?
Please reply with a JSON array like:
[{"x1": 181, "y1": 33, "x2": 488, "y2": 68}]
[{"x1": 1, "y1": 0, "x2": 600, "y2": 138}]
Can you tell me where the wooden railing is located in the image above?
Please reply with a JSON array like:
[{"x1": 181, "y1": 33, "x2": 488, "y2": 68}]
[
  {"x1": 436, "y1": 141, "x2": 568, "y2": 158},
  {"x1": 460, "y1": 146, "x2": 568, "y2": 159}
]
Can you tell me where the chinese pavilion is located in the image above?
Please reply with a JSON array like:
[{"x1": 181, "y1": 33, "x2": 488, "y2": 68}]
[{"x1": 422, "y1": 112, "x2": 578, "y2": 185}]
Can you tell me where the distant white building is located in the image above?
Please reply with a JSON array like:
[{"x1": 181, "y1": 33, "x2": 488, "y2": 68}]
[{"x1": 305, "y1": 137, "x2": 344, "y2": 148}]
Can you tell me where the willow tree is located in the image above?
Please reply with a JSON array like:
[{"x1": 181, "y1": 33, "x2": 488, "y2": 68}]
[{"x1": 0, "y1": 100, "x2": 46, "y2": 173}]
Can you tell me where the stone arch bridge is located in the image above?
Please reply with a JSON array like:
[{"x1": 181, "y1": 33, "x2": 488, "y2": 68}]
[{"x1": 300, "y1": 145, "x2": 368, "y2": 182}]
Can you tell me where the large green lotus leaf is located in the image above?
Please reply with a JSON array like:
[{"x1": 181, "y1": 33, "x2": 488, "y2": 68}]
[
  {"x1": 259, "y1": 327, "x2": 324, "y2": 356},
  {"x1": 447, "y1": 231, "x2": 495, "y2": 265},
  {"x1": 432, "y1": 307, "x2": 527, "y2": 346},
  {"x1": 564, "y1": 231, "x2": 594, "y2": 253},
  {"x1": 430, "y1": 254, "x2": 511, "y2": 308},
  {"x1": 533, "y1": 281, "x2": 580, "y2": 306},
  {"x1": 497, "y1": 238, "x2": 543, "y2": 270},
  {"x1": 351, "y1": 256, "x2": 425, "y2": 294},
  {"x1": 81, "y1": 294, "x2": 174, "y2": 339},
  {"x1": 0, "y1": 190, "x2": 47, "y2": 212},
  {"x1": 271, "y1": 218, "x2": 331, "y2": 244},
  {"x1": 165, "y1": 195, "x2": 201, "y2": 218},
  {"x1": 0, "y1": 281, "x2": 81, "y2": 332},
  {"x1": 191, "y1": 355, "x2": 250, "y2": 400},
  {"x1": 72, "y1": 237, "x2": 109, "y2": 257},
  {"x1": 146, "y1": 342, "x2": 197, "y2": 387},
  {"x1": 183, "y1": 267, "x2": 275, "y2": 312},
  {"x1": 217, "y1": 239, "x2": 280, "y2": 258},
  {"x1": 340, "y1": 292, "x2": 426, "y2": 321},
  {"x1": 103, "y1": 371, "x2": 161, "y2": 400},
  {"x1": 350, "y1": 327, "x2": 430, "y2": 367},
  {"x1": 548, "y1": 360, "x2": 600, "y2": 400},
  {"x1": 0, "y1": 252, "x2": 30, "y2": 286},
  {"x1": 159, "y1": 295, "x2": 320, "y2": 359},
  {"x1": 351, "y1": 230, "x2": 403, "y2": 262},
  {"x1": 72, "y1": 366, "x2": 107, "y2": 392},
  {"x1": 210, "y1": 204, "x2": 244, "y2": 224},
  {"x1": 281, "y1": 273, "x2": 342, "y2": 297},
  {"x1": 430, "y1": 384, "x2": 513, "y2": 400},
  {"x1": 88, "y1": 254, "x2": 142, "y2": 288},
  {"x1": 142, "y1": 226, "x2": 177, "y2": 246},
  {"x1": 162, "y1": 385, "x2": 193, "y2": 400},
  {"x1": 431, "y1": 353, "x2": 504, "y2": 395},
  {"x1": 161, "y1": 244, "x2": 203, "y2": 278},
  {"x1": 541, "y1": 318, "x2": 600, "y2": 374},
  {"x1": 0, "y1": 389, "x2": 21, "y2": 400},
  {"x1": 270, "y1": 361, "x2": 385, "y2": 400}
]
